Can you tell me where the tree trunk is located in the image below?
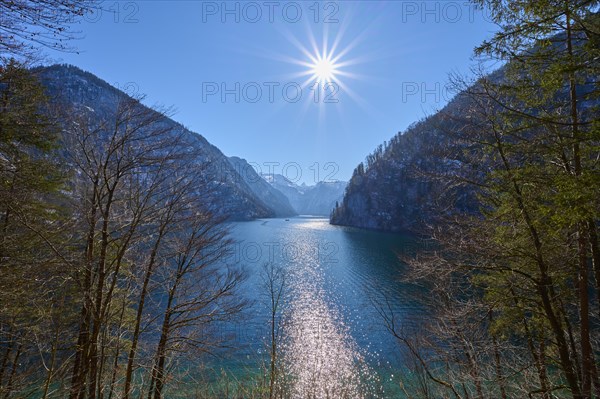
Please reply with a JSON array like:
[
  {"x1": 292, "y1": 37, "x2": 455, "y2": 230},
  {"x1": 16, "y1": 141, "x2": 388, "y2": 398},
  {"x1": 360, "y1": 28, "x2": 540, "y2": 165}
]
[
  {"x1": 577, "y1": 227, "x2": 593, "y2": 399},
  {"x1": 2, "y1": 342, "x2": 22, "y2": 399},
  {"x1": 489, "y1": 312, "x2": 507, "y2": 399},
  {"x1": 492, "y1": 129, "x2": 581, "y2": 398},
  {"x1": 69, "y1": 178, "x2": 100, "y2": 399},
  {"x1": 566, "y1": 6, "x2": 594, "y2": 397},
  {"x1": 150, "y1": 280, "x2": 176, "y2": 399},
  {"x1": 124, "y1": 230, "x2": 166, "y2": 399},
  {"x1": 42, "y1": 324, "x2": 61, "y2": 399},
  {"x1": 0, "y1": 339, "x2": 14, "y2": 388},
  {"x1": 588, "y1": 220, "x2": 600, "y2": 317}
]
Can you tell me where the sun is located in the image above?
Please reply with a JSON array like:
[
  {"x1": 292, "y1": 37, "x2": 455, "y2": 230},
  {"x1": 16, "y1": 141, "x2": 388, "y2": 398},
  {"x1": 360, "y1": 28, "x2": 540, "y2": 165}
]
[
  {"x1": 272, "y1": 25, "x2": 369, "y2": 111},
  {"x1": 310, "y1": 55, "x2": 338, "y2": 83}
]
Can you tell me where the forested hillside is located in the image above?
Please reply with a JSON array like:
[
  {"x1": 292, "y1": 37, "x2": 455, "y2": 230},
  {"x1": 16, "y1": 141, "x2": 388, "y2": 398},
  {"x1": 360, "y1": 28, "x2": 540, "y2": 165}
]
[{"x1": 330, "y1": 104, "x2": 477, "y2": 232}]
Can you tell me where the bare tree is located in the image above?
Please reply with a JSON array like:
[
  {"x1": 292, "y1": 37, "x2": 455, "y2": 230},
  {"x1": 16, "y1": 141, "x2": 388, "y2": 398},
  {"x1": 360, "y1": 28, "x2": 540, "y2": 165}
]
[
  {"x1": 145, "y1": 206, "x2": 245, "y2": 399},
  {"x1": 0, "y1": 0, "x2": 98, "y2": 59},
  {"x1": 261, "y1": 262, "x2": 286, "y2": 399},
  {"x1": 63, "y1": 96, "x2": 190, "y2": 399}
]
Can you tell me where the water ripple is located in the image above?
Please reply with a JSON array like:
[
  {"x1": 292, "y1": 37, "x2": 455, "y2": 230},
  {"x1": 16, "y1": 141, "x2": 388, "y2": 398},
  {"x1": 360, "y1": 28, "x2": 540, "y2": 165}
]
[{"x1": 277, "y1": 257, "x2": 380, "y2": 399}]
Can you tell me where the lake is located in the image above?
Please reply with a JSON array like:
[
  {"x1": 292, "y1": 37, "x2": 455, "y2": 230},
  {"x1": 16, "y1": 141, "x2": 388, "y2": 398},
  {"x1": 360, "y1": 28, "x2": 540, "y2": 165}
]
[{"x1": 205, "y1": 216, "x2": 424, "y2": 398}]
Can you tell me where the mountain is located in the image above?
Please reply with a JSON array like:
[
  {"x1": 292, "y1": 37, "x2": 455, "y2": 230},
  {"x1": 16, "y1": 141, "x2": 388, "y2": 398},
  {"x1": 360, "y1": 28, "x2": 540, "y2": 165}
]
[
  {"x1": 262, "y1": 174, "x2": 346, "y2": 216},
  {"x1": 298, "y1": 181, "x2": 347, "y2": 216},
  {"x1": 35, "y1": 64, "x2": 296, "y2": 220},
  {"x1": 227, "y1": 157, "x2": 296, "y2": 217},
  {"x1": 329, "y1": 71, "x2": 502, "y2": 232},
  {"x1": 329, "y1": 112, "x2": 466, "y2": 232},
  {"x1": 330, "y1": 52, "x2": 598, "y2": 233}
]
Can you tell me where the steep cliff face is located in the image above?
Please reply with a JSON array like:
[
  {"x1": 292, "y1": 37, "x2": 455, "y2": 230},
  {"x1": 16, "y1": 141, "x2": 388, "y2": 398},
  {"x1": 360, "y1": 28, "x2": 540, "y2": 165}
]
[
  {"x1": 35, "y1": 64, "x2": 294, "y2": 220},
  {"x1": 330, "y1": 94, "x2": 480, "y2": 233}
]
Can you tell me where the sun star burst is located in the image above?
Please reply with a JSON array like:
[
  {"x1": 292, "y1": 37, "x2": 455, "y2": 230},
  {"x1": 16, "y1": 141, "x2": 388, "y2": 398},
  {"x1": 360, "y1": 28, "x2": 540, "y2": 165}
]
[{"x1": 310, "y1": 54, "x2": 338, "y2": 83}]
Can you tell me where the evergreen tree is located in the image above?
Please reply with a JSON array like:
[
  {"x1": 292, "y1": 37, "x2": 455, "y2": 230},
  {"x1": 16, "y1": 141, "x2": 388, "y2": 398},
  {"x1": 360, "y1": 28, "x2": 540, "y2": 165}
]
[{"x1": 0, "y1": 59, "x2": 73, "y2": 398}]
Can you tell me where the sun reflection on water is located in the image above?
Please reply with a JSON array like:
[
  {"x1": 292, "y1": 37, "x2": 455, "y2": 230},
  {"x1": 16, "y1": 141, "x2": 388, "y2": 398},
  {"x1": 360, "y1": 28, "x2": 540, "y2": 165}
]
[{"x1": 276, "y1": 251, "x2": 381, "y2": 398}]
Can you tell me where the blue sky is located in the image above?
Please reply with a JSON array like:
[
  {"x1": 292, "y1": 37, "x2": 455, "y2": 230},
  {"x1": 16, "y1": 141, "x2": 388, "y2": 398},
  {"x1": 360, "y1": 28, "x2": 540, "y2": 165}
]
[{"x1": 51, "y1": 1, "x2": 497, "y2": 184}]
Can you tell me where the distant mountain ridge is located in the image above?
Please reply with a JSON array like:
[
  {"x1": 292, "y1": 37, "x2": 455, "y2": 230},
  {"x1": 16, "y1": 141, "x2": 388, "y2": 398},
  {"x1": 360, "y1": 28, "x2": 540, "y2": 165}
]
[
  {"x1": 35, "y1": 64, "x2": 296, "y2": 220},
  {"x1": 261, "y1": 173, "x2": 346, "y2": 216},
  {"x1": 227, "y1": 157, "x2": 296, "y2": 217}
]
